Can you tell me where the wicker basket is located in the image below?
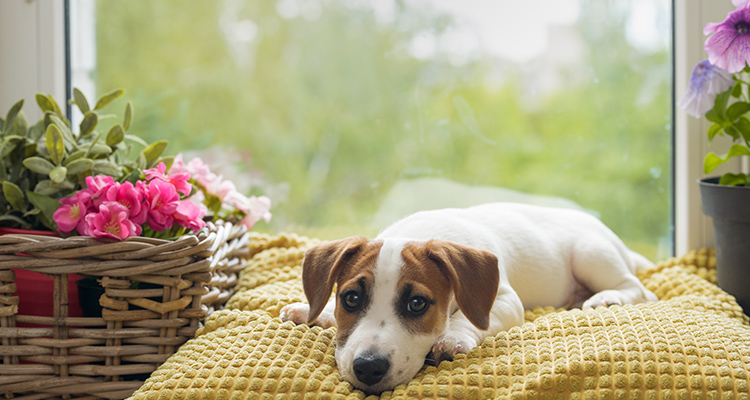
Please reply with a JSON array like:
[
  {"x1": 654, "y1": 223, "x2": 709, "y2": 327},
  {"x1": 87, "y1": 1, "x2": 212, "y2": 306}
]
[{"x1": 0, "y1": 221, "x2": 250, "y2": 399}]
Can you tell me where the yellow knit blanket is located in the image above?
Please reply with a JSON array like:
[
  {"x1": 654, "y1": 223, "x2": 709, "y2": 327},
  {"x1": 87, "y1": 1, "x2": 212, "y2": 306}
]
[{"x1": 130, "y1": 234, "x2": 750, "y2": 399}]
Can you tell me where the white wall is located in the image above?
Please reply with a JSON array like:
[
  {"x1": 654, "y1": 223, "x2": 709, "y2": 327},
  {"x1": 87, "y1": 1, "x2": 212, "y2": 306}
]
[{"x1": 0, "y1": 0, "x2": 67, "y2": 122}]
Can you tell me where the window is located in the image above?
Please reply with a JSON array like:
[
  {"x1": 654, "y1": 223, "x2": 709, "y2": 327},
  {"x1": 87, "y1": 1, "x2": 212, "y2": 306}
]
[{"x1": 71, "y1": 1, "x2": 672, "y2": 259}]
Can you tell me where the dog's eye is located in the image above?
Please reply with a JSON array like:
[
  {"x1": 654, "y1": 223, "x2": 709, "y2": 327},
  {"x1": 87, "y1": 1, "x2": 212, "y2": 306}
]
[
  {"x1": 407, "y1": 296, "x2": 428, "y2": 314},
  {"x1": 342, "y1": 291, "x2": 361, "y2": 311}
]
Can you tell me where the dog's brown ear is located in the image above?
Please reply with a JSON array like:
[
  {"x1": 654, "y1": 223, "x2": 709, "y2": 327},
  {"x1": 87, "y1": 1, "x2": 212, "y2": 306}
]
[
  {"x1": 301, "y1": 236, "x2": 369, "y2": 324},
  {"x1": 426, "y1": 240, "x2": 499, "y2": 330}
]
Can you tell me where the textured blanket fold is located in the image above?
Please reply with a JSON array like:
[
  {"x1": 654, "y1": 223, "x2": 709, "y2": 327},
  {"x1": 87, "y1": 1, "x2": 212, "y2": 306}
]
[{"x1": 130, "y1": 235, "x2": 750, "y2": 399}]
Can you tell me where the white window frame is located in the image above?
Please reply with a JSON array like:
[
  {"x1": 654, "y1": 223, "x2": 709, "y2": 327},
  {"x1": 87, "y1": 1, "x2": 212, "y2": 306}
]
[{"x1": 0, "y1": 0, "x2": 738, "y2": 256}]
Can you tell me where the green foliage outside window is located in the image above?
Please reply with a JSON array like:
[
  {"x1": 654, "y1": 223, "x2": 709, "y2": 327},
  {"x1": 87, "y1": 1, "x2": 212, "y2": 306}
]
[{"x1": 91, "y1": 0, "x2": 671, "y2": 259}]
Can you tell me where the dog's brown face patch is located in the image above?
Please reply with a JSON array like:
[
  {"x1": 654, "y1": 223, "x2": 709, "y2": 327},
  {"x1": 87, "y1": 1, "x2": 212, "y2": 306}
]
[
  {"x1": 397, "y1": 243, "x2": 453, "y2": 335},
  {"x1": 333, "y1": 241, "x2": 383, "y2": 347}
]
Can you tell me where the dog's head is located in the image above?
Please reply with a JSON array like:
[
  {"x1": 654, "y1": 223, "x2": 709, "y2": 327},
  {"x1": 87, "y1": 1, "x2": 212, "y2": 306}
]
[{"x1": 301, "y1": 236, "x2": 499, "y2": 392}]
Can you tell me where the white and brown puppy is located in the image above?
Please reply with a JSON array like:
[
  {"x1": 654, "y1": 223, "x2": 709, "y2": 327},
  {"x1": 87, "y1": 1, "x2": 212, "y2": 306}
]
[{"x1": 280, "y1": 203, "x2": 657, "y2": 392}]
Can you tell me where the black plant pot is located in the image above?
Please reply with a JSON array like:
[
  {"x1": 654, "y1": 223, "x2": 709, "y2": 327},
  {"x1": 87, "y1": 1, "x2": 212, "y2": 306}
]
[
  {"x1": 76, "y1": 277, "x2": 106, "y2": 318},
  {"x1": 699, "y1": 177, "x2": 750, "y2": 314},
  {"x1": 76, "y1": 277, "x2": 162, "y2": 318}
]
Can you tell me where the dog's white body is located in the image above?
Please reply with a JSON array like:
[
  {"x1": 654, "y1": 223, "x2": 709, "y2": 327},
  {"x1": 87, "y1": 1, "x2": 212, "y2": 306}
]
[{"x1": 281, "y1": 203, "x2": 657, "y2": 392}]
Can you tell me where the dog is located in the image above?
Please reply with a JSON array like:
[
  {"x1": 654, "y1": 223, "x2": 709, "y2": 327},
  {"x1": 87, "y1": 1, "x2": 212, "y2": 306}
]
[{"x1": 280, "y1": 203, "x2": 658, "y2": 392}]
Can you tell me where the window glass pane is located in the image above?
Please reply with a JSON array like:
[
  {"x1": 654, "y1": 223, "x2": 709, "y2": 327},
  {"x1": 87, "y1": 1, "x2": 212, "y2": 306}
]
[{"x1": 72, "y1": 0, "x2": 672, "y2": 260}]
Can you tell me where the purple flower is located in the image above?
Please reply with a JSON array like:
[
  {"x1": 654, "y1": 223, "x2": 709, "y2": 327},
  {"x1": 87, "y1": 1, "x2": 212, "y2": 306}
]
[
  {"x1": 704, "y1": 7, "x2": 750, "y2": 73},
  {"x1": 733, "y1": 0, "x2": 750, "y2": 9},
  {"x1": 678, "y1": 60, "x2": 734, "y2": 118}
]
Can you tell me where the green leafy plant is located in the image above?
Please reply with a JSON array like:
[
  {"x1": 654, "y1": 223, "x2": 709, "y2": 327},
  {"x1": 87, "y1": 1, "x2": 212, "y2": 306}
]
[
  {"x1": 702, "y1": 84, "x2": 750, "y2": 186},
  {"x1": 0, "y1": 88, "x2": 170, "y2": 231}
]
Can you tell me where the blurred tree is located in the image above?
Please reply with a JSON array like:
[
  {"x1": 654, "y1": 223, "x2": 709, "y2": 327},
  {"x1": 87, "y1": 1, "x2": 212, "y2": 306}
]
[{"x1": 93, "y1": 0, "x2": 671, "y2": 259}]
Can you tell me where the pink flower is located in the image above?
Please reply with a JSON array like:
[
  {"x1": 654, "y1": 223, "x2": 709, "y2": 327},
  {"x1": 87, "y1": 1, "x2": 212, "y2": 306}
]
[
  {"x1": 236, "y1": 195, "x2": 272, "y2": 229},
  {"x1": 85, "y1": 175, "x2": 115, "y2": 205},
  {"x1": 144, "y1": 162, "x2": 168, "y2": 180},
  {"x1": 734, "y1": 0, "x2": 750, "y2": 9},
  {"x1": 168, "y1": 172, "x2": 192, "y2": 196},
  {"x1": 84, "y1": 201, "x2": 142, "y2": 240},
  {"x1": 704, "y1": 7, "x2": 750, "y2": 73},
  {"x1": 185, "y1": 191, "x2": 209, "y2": 214},
  {"x1": 145, "y1": 162, "x2": 192, "y2": 196},
  {"x1": 172, "y1": 155, "x2": 216, "y2": 188},
  {"x1": 205, "y1": 176, "x2": 237, "y2": 201},
  {"x1": 143, "y1": 179, "x2": 180, "y2": 231},
  {"x1": 174, "y1": 201, "x2": 207, "y2": 231},
  {"x1": 54, "y1": 190, "x2": 93, "y2": 235},
  {"x1": 102, "y1": 181, "x2": 148, "y2": 225}
]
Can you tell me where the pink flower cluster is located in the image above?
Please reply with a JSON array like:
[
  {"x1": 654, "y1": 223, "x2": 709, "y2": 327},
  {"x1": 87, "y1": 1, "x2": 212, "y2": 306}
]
[
  {"x1": 53, "y1": 163, "x2": 206, "y2": 240},
  {"x1": 170, "y1": 154, "x2": 272, "y2": 229}
]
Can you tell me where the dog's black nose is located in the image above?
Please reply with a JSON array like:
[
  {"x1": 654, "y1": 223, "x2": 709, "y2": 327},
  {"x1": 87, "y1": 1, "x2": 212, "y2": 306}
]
[{"x1": 352, "y1": 354, "x2": 390, "y2": 386}]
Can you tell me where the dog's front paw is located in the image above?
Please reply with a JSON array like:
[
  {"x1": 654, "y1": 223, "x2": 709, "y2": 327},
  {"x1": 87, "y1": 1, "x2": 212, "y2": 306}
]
[
  {"x1": 280, "y1": 303, "x2": 310, "y2": 324},
  {"x1": 280, "y1": 302, "x2": 337, "y2": 328},
  {"x1": 426, "y1": 333, "x2": 477, "y2": 366},
  {"x1": 582, "y1": 290, "x2": 624, "y2": 308}
]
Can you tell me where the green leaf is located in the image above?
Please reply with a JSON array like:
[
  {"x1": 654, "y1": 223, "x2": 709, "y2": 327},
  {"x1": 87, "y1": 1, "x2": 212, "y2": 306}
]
[
  {"x1": 94, "y1": 88, "x2": 125, "y2": 110},
  {"x1": 724, "y1": 125, "x2": 741, "y2": 141},
  {"x1": 26, "y1": 191, "x2": 62, "y2": 228},
  {"x1": 50, "y1": 179, "x2": 75, "y2": 190},
  {"x1": 735, "y1": 116, "x2": 750, "y2": 144},
  {"x1": 2, "y1": 181, "x2": 26, "y2": 211},
  {"x1": 88, "y1": 143, "x2": 113, "y2": 156},
  {"x1": 122, "y1": 168, "x2": 142, "y2": 184},
  {"x1": 106, "y1": 124, "x2": 125, "y2": 147},
  {"x1": 92, "y1": 160, "x2": 121, "y2": 176},
  {"x1": 64, "y1": 149, "x2": 87, "y2": 165},
  {"x1": 160, "y1": 156, "x2": 175, "y2": 170},
  {"x1": 23, "y1": 208, "x2": 42, "y2": 218},
  {"x1": 732, "y1": 81, "x2": 743, "y2": 98},
  {"x1": 205, "y1": 194, "x2": 223, "y2": 214},
  {"x1": 708, "y1": 123, "x2": 723, "y2": 142},
  {"x1": 714, "y1": 90, "x2": 731, "y2": 120},
  {"x1": 65, "y1": 158, "x2": 94, "y2": 175},
  {"x1": 0, "y1": 214, "x2": 31, "y2": 228},
  {"x1": 705, "y1": 108, "x2": 723, "y2": 124},
  {"x1": 33, "y1": 180, "x2": 59, "y2": 196},
  {"x1": 73, "y1": 88, "x2": 90, "y2": 114},
  {"x1": 35, "y1": 93, "x2": 64, "y2": 118},
  {"x1": 45, "y1": 124, "x2": 65, "y2": 165},
  {"x1": 27, "y1": 120, "x2": 45, "y2": 141},
  {"x1": 49, "y1": 165, "x2": 67, "y2": 183},
  {"x1": 0, "y1": 135, "x2": 26, "y2": 158},
  {"x1": 137, "y1": 153, "x2": 147, "y2": 170},
  {"x1": 704, "y1": 144, "x2": 750, "y2": 174},
  {"x1": 12, "y1": 111, "x2": 27, "y2": 137},
  {"x1": 124, "y1": 134, "x2": 149, "y2": 147},
  {"x1": 718, "y1": 173, "x2": 750, "y2": 186},
  {"x1": 22, "y1": 156, "x2": 56, "y2": 175},
  {"x1": 96, "y1": 113, "x2": 117, "y2": 121},
  {"x1": 140, "y1": 140, "x2": 169, "y2": 168},
  {"x1": 3, "y1": 99, "x2": 24, "y2": 134},
  {"x1": 49, "y1": 114, "x2": 76, "y2": 146},
  {"x1": 727, "y1": 102, "x2": 750, "y2": 121},
  {"x1": 79, "y1": 112, "x2": 98, "y2": 137},
  {"x1": 123, "y1": 101, "x2": 133, "y2": 131}
]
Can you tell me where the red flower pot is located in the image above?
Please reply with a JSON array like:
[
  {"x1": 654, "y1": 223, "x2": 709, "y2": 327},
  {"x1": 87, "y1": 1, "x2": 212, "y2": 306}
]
[{"x1": 0, "y1": 228, "x2": 85, "y2": 318}]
